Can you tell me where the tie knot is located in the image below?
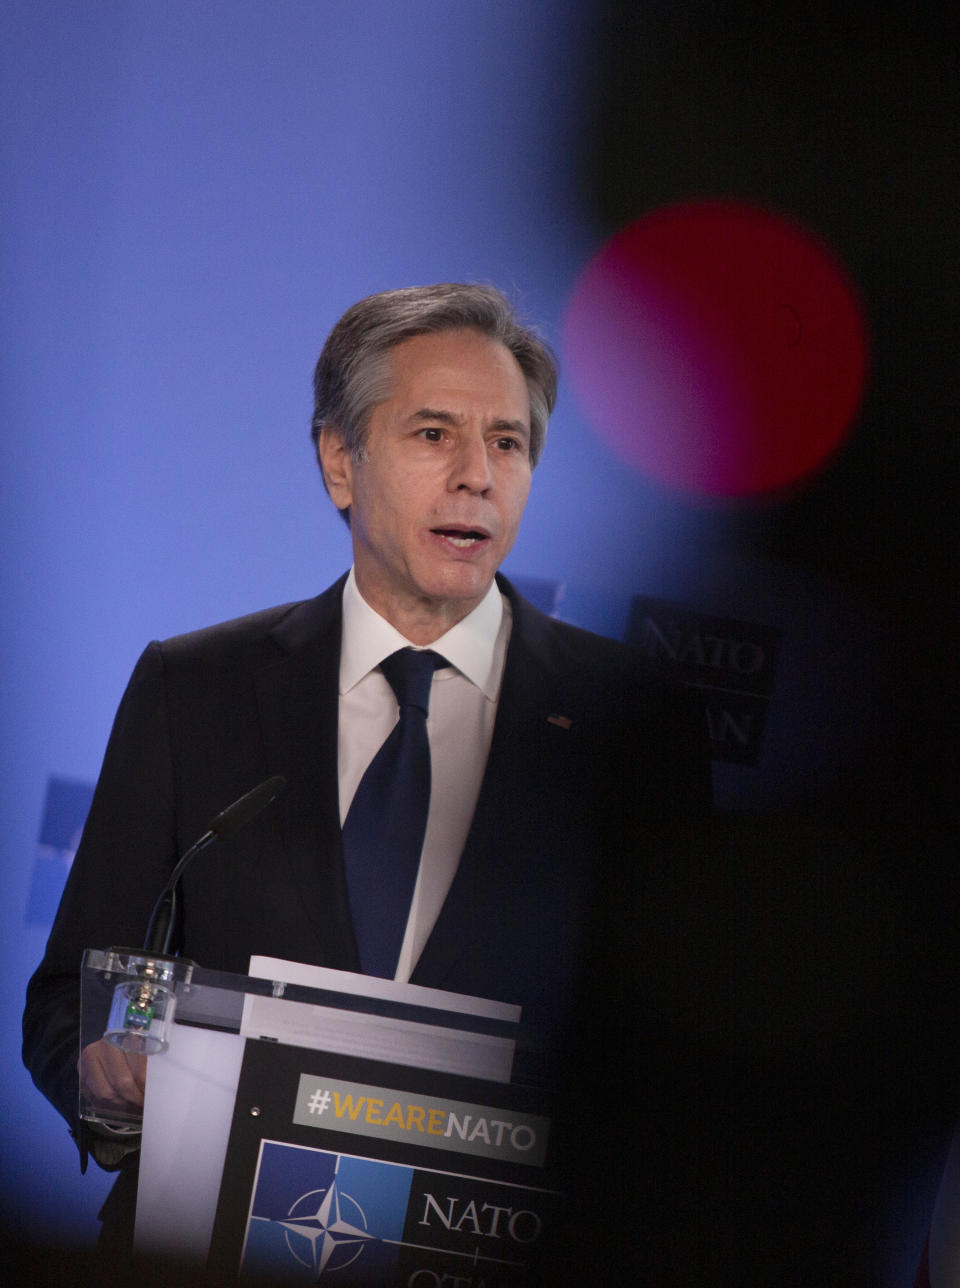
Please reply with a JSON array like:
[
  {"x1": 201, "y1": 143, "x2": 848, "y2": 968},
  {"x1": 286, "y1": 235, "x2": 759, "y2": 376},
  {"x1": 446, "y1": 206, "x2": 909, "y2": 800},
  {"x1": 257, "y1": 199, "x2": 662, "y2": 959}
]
[{"x1": 380, "y1": 648, "x2": 447, "y2": 714}]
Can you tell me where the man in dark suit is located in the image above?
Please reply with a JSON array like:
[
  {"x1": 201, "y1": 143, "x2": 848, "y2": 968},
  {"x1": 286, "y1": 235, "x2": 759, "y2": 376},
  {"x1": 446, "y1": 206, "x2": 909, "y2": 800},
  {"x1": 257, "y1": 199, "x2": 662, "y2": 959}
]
[{"x1": 23, "y1": 284, "x2": 709, "y2": 1260}]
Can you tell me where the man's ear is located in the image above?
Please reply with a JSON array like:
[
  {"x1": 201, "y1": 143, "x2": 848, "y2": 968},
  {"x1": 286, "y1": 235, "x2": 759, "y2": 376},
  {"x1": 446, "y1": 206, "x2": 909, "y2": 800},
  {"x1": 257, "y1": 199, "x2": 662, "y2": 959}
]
[{"x1": 317, "y1": 426, "x2": 354, "y2": 512}]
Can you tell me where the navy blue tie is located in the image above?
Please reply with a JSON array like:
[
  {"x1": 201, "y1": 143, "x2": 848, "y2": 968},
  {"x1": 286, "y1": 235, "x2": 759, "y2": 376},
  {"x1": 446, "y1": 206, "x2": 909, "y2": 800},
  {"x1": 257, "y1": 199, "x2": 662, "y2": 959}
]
[{"x1": 342, "y1": 648, "x2": 447, "y2": 978}]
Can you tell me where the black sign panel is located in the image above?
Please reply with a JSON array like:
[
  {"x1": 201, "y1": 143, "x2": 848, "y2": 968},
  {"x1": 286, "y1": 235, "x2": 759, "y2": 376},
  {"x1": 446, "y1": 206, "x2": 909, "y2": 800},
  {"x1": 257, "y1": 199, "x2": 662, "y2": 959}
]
[
  {"x1": 208, "y1": 1041, "x2": 560, "y2": 1286},
  {"x1": 626, "y1": 596, "x2": 780, "y2": 765}
]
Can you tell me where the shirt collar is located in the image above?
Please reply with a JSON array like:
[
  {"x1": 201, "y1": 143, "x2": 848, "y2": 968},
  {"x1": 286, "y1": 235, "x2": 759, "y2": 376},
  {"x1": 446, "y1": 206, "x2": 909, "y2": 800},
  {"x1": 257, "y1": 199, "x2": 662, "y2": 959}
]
[{"x1": 339, "y1": 568, "x2": 505, "y2": 700}]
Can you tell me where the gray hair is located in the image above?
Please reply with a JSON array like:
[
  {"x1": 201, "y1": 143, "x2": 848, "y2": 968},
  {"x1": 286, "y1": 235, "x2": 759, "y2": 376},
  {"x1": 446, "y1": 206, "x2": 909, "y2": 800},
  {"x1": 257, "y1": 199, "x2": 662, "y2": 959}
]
[{"x1": 310, "y1": 284, "x2": 558, "y2": 497}]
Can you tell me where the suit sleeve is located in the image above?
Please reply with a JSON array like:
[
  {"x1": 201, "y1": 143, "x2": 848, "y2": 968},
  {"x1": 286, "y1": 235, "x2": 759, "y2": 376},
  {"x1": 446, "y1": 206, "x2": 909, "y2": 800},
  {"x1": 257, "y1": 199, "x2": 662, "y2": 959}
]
[{"x1": 22, "y1": 642, "x2": 180, "y2": 1135}]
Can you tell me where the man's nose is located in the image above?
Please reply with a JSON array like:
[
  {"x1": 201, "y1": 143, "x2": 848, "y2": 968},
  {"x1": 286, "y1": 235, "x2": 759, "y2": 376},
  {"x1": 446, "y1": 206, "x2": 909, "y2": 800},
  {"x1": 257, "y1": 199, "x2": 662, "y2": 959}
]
[{"x1": 449, "y1": 435, "x2": 493, "y2": 493}]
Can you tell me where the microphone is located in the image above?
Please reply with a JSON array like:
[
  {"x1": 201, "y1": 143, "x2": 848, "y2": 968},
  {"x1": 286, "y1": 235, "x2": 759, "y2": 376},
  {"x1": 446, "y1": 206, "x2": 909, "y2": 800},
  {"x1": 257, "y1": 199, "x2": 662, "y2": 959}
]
[{"x1": 143, "y1": 775, "x2": 286, "y2": 955}]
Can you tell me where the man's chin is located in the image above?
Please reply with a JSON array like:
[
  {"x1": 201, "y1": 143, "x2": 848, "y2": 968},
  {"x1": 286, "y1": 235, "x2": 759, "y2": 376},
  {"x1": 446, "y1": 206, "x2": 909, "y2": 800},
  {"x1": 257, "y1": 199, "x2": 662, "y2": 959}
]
[{"x1": 416, "y1": 566, "x2": 497, "y2": 614}]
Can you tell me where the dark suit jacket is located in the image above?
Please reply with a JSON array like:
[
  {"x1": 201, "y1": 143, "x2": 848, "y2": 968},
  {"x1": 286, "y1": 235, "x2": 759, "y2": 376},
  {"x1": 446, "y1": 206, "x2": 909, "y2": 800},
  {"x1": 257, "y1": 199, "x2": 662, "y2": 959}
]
[{"x1": 23, "y1": 573, "x2": 709, "y2": 1142}]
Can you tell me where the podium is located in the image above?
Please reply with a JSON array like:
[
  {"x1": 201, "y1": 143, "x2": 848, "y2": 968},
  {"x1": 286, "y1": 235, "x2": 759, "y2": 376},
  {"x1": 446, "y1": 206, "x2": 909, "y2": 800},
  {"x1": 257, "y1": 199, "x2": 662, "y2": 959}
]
[{"x1": 80, "y1": 949, "x2": 562, "y2": 1284}]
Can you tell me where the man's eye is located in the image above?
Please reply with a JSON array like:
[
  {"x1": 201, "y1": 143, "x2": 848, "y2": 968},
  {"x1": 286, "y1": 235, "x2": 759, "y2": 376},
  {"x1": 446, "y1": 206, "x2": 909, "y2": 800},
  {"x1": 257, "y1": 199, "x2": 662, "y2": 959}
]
[
  {"x1": 495, "y1": 436, "x2": 522, "y2": 453},
  {"x1": 420, "y1": 427, "x2": 444, "y2": 442}
]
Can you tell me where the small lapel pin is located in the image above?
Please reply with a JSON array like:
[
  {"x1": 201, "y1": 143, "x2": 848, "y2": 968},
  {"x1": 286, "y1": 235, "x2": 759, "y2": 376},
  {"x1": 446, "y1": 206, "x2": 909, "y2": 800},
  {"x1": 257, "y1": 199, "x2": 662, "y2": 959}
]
[{"x1": 546, "y1": 714, "x2": 573, "y2": 730}]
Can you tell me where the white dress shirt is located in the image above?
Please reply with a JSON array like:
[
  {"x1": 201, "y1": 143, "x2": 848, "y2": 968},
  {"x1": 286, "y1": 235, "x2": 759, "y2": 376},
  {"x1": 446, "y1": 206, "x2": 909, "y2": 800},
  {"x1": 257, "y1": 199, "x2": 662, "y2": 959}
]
[{"x1": 338, "y1": 569, "x2": 511, "y2": 982}]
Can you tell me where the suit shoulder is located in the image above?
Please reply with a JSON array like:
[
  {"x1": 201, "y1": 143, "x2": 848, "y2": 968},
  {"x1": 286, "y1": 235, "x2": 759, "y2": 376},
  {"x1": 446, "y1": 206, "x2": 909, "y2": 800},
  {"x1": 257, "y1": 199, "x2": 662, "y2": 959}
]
[
  {"x1": 543, "y1": 614, "x2": 642, "y2": 667},
  {"x1": 152, "y1": 581, "x2": 343, "y2": 672},
  {"x1": 551, "y1": 617, "x2": 687, "y2": 710},
  {"x1": 512, "y1": 593, "x2": 666, "y2": 686},
  {"x1": 155, "y1": 601, "x2": 301, "y2": 660}
]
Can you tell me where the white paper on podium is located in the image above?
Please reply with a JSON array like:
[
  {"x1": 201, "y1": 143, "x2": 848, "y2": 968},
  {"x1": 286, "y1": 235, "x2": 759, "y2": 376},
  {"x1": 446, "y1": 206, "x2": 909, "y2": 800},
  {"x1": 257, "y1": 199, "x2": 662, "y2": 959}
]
[
  {"x1": 136, "y1": 1023, "x2": 245, "y2": 1262},
  {"x1": 242, "y1": 956, "x2": 520, "y2": 1084},
  {"x1": 136, "y1": 959, "x2": 521, "y2": 1265}
]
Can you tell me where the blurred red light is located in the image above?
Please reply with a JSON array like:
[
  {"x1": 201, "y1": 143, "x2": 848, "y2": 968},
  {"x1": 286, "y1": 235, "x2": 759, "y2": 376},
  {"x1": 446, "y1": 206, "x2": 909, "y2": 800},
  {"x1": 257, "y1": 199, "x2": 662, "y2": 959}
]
[{"x1": 563, "y1": 201, "x2": 869, "y2": 496}]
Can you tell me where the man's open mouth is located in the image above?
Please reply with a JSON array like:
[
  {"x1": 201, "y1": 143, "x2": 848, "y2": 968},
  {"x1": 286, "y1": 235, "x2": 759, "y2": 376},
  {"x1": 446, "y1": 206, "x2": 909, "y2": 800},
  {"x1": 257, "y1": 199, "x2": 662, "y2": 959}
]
[{"x1": 431, "y1": 527, "x2": 488, "y2": 549}]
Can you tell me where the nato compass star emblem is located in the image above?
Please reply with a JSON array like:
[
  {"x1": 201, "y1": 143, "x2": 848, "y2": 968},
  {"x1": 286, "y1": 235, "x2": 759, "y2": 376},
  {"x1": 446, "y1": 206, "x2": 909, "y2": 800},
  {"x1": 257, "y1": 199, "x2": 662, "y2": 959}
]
[{"x1": 278, "y1": 1180, "x2": 376, "y2": 1276}]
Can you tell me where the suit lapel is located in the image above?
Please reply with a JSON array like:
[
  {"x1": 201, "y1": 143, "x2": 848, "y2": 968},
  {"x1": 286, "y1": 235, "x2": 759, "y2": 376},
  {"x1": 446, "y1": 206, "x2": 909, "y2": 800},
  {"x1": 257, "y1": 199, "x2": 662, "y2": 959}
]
[
  {"x1": 412, "y1": 583, "x2": 585, "y2": 991},
  {"x1": 254, "y1": 575, "x2": 360, "y2": 969}
]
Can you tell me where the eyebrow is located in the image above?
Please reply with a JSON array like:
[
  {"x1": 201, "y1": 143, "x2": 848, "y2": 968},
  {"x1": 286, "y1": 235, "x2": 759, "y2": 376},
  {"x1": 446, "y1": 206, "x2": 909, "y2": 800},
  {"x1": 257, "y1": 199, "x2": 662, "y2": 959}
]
[{"x1": 410, "y1": 408, "x2": 530, "y2": 439}]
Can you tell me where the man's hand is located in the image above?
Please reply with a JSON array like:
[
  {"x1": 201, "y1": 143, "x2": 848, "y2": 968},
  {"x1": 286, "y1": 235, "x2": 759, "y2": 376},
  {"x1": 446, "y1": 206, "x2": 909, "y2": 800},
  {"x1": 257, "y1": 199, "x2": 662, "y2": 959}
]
[{"x1": 79, "y1": 1038, "x2": 147, "y2": 1110}]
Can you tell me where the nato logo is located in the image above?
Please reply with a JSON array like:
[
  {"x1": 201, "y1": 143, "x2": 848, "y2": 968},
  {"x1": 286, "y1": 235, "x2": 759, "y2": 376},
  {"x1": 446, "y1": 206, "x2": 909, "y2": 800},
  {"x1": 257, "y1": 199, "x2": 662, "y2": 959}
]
[{"x1": 241, "y1": 1143, "x2": 413, "y2": 1283}]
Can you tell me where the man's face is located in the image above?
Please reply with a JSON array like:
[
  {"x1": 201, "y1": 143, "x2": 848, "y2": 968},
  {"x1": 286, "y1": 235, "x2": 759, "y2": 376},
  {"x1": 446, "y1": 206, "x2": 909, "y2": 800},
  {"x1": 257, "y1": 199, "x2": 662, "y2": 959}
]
[{"x1": 320, "y1": 329, "x2": 533, "y2": 641}]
